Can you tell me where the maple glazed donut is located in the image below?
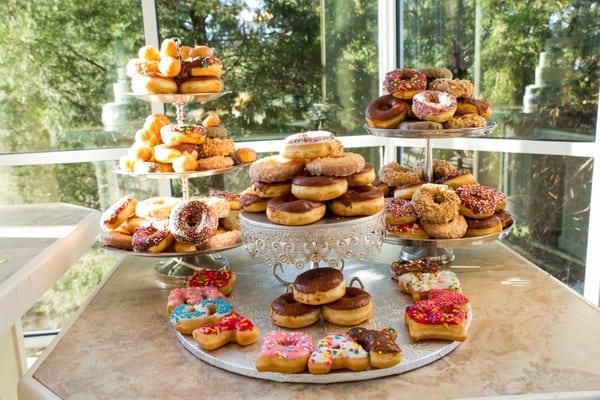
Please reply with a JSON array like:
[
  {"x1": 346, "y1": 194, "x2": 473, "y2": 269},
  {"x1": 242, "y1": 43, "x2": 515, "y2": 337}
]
[
  {"x1": 322, "y1": 287, "x2": 373, "y2": 326},
  {"x1": 293, "y1": 267, "x2": 345, "y2": 305},
  {"x1": 328, "y1": 185, "x2": 384, "y2": 217},
  {"x1": 281, "y1": 131, "x2": 343, "y2": 159},
  {"x1": 455, "y1": 184, "x2": 497, "y2": 219},
  {"x1": 379, "y1": 162, "x2": 421, "y2": 187},
  {"x1": 101, "y1": 195, "x2": 137, "y2": 230},
  {"x1": 270, "y1": 292, "x2": 321, "y2": 328},
  {"x1": 412, "y1": 90, "x2": 457, "y2": 123},
  {"x1": 291, "y1": 175, "x2": 348, "y2": 202},
  {"x1": 346, "y1": 163, "x2": 375, "y2": 187},
  {"x1": 383, "y1": 68, "x2": 427, "y2": 100},
  {"x1": 249, "y1": 155, "x2": 305, "y2": 183},
  {"x1": 305, "y1": 152, "x2": 365, "y2": 177},
  {"x1": 384, "y1": 198, "x2": 417, "y2": 226},
  {"x1": 266, "y1": 194, "x2": 325, "y2": 226},
  {"x1": 435, "y1": 169, "x2": 476, "y2": 189},
  {"x1": 132, "y1": 220, "x2": 173, "y2": 253},
  {"x1": 168, "y1": 199, "x2": 218, "y2": 245},
  {"x1": 365, "y1": 95, "x2": 408, "y2": 128},
  {"x1": 412, "y1": 183, "x2": 461, "y2": 224}
]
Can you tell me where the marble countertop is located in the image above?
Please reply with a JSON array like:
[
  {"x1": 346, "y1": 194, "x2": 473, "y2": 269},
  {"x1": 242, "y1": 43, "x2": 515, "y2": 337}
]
[{"x1": 21, "y1": 242, "x2": 600, "y2": 399}]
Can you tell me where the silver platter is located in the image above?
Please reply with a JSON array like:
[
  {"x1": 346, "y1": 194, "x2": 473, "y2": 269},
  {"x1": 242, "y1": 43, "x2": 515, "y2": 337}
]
[
  {"x1": 128, "y1": 91, "x2": 231, "y2": 104},
  {"x1": 240, "y1": 210, "x2": 383, "y2": 230},
  {"x1": 382, "y1": 223, "x2": 513, "y2": 248},
  {"x1": 174, "y1": 260, "x2": 472, "y2": 383},
  {"x1": 100, "y1": 242, "x2": 241, "y2": 257},
  {"x1": 114, "y1": 163, "x2": 249, "y2": 180},
  {"x1": 365, "y1": 121, "x2": 496, "y2": 139}
]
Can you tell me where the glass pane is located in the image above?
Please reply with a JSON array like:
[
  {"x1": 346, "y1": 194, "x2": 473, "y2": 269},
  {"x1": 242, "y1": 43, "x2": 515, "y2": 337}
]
[
  {"x1": 157, "y1": 0, "x2": 378, "y2": 139},
  {"x1": 0, "y1": 1, "x2": 149, "y2": 154},
  {"x1": 399, "y1": 0, "x2": 599, "y2": 141},
  {"x1": 398, "y1": 146, "x2": 591, "y2": 292}
]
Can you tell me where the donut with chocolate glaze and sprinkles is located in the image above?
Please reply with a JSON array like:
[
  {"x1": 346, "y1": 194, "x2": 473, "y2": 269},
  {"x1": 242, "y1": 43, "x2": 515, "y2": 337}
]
[
  {"x1": 322, "y1": 287, "x2": 373, "y2": 326},
  {"x1": 293, "y1": 267, "x2": 345, "y2": 305},
  {"x1": 169, "y1": 199, "x2": 218, "y2": 245},
  {"x1": 383, "y1": 68, "x2": 427, "y2": 100},
  {"x1": 132, "y1": 220, "x2": 173, "y2": 253},
  {"x1": 435, "y1": 169, "x2": 476, "y2": 189},
  {"x1": 455, "y1": 184, "x2": 497, "y2": 219},
  {"x1": 390, "y1": 259, "x2": 440, "y2": 281},
  {"x1": 384, "y1": 198, "x2": 417, "y2": 225},
  {"x1": 347, "y1": 327, "x2": 402, "y2": 369},
  {"x1": 411, "y1": 90, "x2": 457, "y2": 123},
  {"x1": 267, "y1": 193, "x2": 326, "y2": 225},
  {"x1": 270, "y1": 293, "x2": 321, "y2": 328},
  {"x1": 101, "y1": 195, "x2": 137, "y2": 230}
]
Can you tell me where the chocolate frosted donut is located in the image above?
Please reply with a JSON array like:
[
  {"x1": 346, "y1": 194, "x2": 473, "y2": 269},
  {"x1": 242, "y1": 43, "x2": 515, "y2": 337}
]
[
  {"x1": 365, "y1": 95, "x2": 408, "y2": 128},
  {"x1": 292, "y1": 175, "x2": 345, "y2": 187},
  {"x1": 465, "y1": 215, "x2": 502, "y2": 237},
  {"x1": 293, "y1": 267, "x2": 343, "y2": 294},
  {"x1": 133, "y1": 220, "x2": 172, "y2": 252},
  {"x1": 323, "y1": 287, "x2": 371, "y2": 310},
  {"x1": 168, "y1": 199, "x2": 218, "y2": 245},
  {"x1": 271, "y1": 293, "x2": 319, "y2": 316},
  {"x1": 322, "y1": 286, "x2": 373, "y2": 325},
  {"x1": 334, "y1": 185, "x2": 383, "y2": 207},
  {"x1": 495, "y1": 210, "x2": 513, "y2": 228},
  {"x1": 268, "y1": 194, "x2": 323, "y2": 214}
]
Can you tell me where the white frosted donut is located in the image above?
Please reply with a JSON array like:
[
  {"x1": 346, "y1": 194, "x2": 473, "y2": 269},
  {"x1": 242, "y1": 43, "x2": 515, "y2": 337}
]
[
  {"x1": 411, "y1": 90, "x2": 457, "y2": 123},
  {"x1": 135, "y1": 197, "x2": 180, "y2": 220}
]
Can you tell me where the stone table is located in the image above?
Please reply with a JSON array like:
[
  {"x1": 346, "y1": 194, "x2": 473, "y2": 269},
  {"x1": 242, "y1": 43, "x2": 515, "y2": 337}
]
[{"x1": 19, "y1": 243, "x2": 600, "y2": 399}]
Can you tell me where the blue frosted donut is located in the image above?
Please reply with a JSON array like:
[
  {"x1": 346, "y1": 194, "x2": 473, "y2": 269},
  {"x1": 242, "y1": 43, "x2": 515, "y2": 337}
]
[{"x1": 169, "y1": 299, "x2": 233, "y2": 334}]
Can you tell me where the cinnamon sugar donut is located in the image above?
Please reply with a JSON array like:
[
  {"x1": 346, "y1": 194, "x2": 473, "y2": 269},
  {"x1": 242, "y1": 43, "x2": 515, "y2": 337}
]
[
  {"x1": 305, "y1": 152, "x2": 365, "y2": 177},
  {"x1": 379, "y1": 162, "x2": 421, "y2": 187},
  {"x1": 417, "y1": 159, "x2": 456, "y2": 181},
  {"x1": 412, "y1": 183, "x2": 460, "y2": 224},
  {"x1": 249, "y1": 155, "x2": 305, "y2": 183},
  {"x1": 428, "y1": 78, "x2": 474, "y2": 99},
  {"x1": 444, "y1": 114, "x2": 487, "y2": 129},
  {"x1": 196, "y1": 156, "x2": 234, "y2": 171}
]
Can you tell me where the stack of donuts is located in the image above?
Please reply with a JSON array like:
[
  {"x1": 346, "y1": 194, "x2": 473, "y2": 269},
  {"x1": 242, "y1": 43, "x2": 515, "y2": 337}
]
[
  {"x1": 119, "y1": 112, "x2": 256, "y2": 174},
  {"x1": 365, "y1": 67, "x2": 492, "y2": 130},
  {"x1": 127, "y1": 39, "x2": 224, "y2": 94},
  {"x1": 242, "y1": 131, "x2": 384, "y2": 226},
  {"x1": 270, "y1": 268, "x2": 373, "y2": 328},
  {"x1": 379, "y1": 160, "x2": 513, "y2": 239},
  {"x1": 99, "y1": 192, "x2": 243, "y2": 253}
]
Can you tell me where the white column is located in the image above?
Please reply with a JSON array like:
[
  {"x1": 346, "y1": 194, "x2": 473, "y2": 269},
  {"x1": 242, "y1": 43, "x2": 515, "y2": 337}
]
[
  {"x1": 378, "y1": 0, "x2": 397, "y2": 94},
  {"x1": 0, "y1": 322, "x2": 26, "y2": 400}
]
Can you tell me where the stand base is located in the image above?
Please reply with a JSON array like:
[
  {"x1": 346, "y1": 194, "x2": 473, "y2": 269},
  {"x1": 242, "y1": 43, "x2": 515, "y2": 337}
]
[
  {"x1": 154, "y1": 254, "x2": 230, "y2": 287},
  {"x1": 398, "y1": 247, "x2": 455, "y2": 264}
]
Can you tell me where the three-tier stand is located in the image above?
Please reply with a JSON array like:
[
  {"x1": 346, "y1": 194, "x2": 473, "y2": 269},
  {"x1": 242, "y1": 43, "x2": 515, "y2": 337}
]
[
  {"x1": 365, "y1": 122, "x2": 512, "y2": 264},
  {"x1": 103, "y1": 91, "x2": 247, "y2": 286}
]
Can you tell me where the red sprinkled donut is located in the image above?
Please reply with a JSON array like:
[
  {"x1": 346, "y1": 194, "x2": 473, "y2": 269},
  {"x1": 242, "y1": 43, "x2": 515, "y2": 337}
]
[
  {"x1": 384, "y1": 198, "x2": 417, "y2": 218},
  {"x1": 411, "y1": 90, "x2": 457, "y2": 122},
  {"x1": 133, "y1": 220, "x2": 171, "y2": 252},
  {"x1": 383, "y1": 68, "x2": 427, "y2": 99},
  {"x1": 455, "y1": 184, "x2": 496, "y2": 217},
  {"x1": 168, "y1": 199, "x2": 218, "y2": 245}
]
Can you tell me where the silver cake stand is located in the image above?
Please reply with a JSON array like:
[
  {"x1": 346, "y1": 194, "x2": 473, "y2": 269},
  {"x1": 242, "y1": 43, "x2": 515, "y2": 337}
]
[
  {"x1": 240, "y1": 211, "x2": 385, "y2": 284},
  {"x1": 174, "y1": 260, "x2": 472, "y2": 383},
  {"x1": 365, "y1": 122, "x2": 508, "y2": 264}
]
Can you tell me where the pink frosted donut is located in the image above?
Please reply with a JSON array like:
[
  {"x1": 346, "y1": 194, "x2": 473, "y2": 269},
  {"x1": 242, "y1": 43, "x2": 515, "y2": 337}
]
[
  {"x1": 411, "y1": 90, "x2": 457, "y2": 123},
  {"x1": 166, "y1": 287, "x2": 225, "y2": 313},
  {"x1": 255, "y1": 331, "x2": 314, "y2": 373}
]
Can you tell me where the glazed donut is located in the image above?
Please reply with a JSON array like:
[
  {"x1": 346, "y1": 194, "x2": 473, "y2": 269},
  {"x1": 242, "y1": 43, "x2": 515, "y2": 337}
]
[
  {"x1": 101, "y1": 195, "x2": 137, "y2": 230},
  {"x1": 179, "y1": 78, "x2": 223, "y2": 94},
  {"x1": 211, "y1": 190, "x2": 241, "y2": 211},
  {"x1": 159, "y1": 38, "x2": 179, "y2": 58},
  {"x1": 293, "y1": 267, "x2": 345, "y2": 305},
  {"x1": 187, "y1": 269, "x2": 236, "y2": 295},
  {"x1": 202, "y1": 112, "x2": 220, "y2": 128},
  {"x1": 346, "y1": 163, "x2": 375, "y2": 187},
  {"x1": 383, "y1": 68, "x2": 427, "y2": 100},
  {"x1": 328, "y1": 186, "x2": 384, "y2": 217},
  {"x1": 190, "y1": 45, "x2": 214, "y2": 58},
  {"x1": 235, "y1": 148, "x2": 257, "y2": 163},
  {"x1": 172, "y1": 155, "x2": 197, "y2": 172},
  {"x1": 126, "y1": 58, "x2": 160, "y2": 77},
  {"x1": 167, "y1": 287, "x2": 225, "y2": 314},
  {"x1": 421, "y1": 214, "x2": 468, "y2": 239},
  {"x1": 193, "y1": 311, "x2": 259, "y2": 350},
  {"x1": 195, "y1": 196, "x2": 230, "y2": 218},
  {"x1": 373, "y1": 180, "x2": 392, "y2": 197},
  {"x1": 135, "y1": 128, "x2": 161, "y2": 147},
  {"x1": 169, "y1": 299, "x2": 233, "y2": 335},
  {"x1": 384, "y1": 198, "x2": 417, "y2": 225},
  {"x1": 267, "y1": 194, "x2": 325, "y2": 226},
  {"x1": 249, "y1": 155, "x2": 305, "y2": 183},
  {"x1": 291, "y1": 175, "x2": 348, "y2": 201},
  {"x1": 281, "y1": 131, "x2": 343, "y2": 159},
  {"x1": 308, "y1": 334, "x2": 369, "y2": 374},
  {"x1": 456, "y1": 98, "x2": 492, "y2": 118},
  {"x1": 393, "y1": 182, "x2": 424, "y2": 200},
  {"x1": 201, "y1": 229, "x2": 241, "y2": 250},
  {"x1": 365, "y1": 95, "x2": 408, "y2": 128},
  {"x1": 135, "y1": 196, "x2": 179, "y2": 220},
  {"x1": 179, "y1": 46, "x2": 192, "y2": 59},
  {"x1": 256, "y1": 332, "x2": 313, "y2": 373},
  {"x1": 412, "y1": 183, "x2": 460, "y2": 224},
  {"x1": 158, "y1": 56, "x2": 181, "y2": 78},
  {"x1": 417, "y1": 159, "x2": 456, "y2": 181},
  {"x1": 419, "y1": 67, "x2": 453, "y2": 81},
  {"x1": 495, "y1": 209, "x2": 513, "y2": 229},
  {"x1": 153, "y1": 143, "x2": 199, "y2": 163},
  {"x1": 379, "y1": 162, "x2": 421, "y2": 187},
  {"x1": 205, "y1": 126, "x2": 228, "y2": 139},
  {"x1": 187, "y1": 56, "x2": 222, "y2": 78},
  {"x1": 465, "y1": 215, "x2": 502, "y2": 237},
  {"x1": 305, "y1": 152, "x2": 365, "y2": 177},
  {"x1": 347, "y1": 327, "x2": 402, "y2": 369},
  {"x1": 455, "y1": 184, "x2": 497, "y2": 219},
  {"x1": 196, "y1": 156, "x2": 234, "y2": 171},
  {"x1": 444, "y1": 114, "x2": 487, "y2": 129},
  {"x1": 411, "y1": 90, "x2": 457, "y2": 123},
  {"x1": 133, "y1": 161, "x2": 173, "y2": 174},
  {"x1": 270, "y1": 293, "x2": 321, "y2": 328},
  {"x1": 251, "y1": 181, "x2": 292, "y2": 198},
  {"x1": 435, "y1": 169, "x2": 476, "y2": 189},
  {"x1": 174, "y1": 241, "x2": 196, "y2": 253},
  {"x1": 132, "y1": 220, "x2": 173, "y2": 253},
  {"x1": 119, "y1": 155, "x2": 136, "y2": 172},
  {"x1": 239, "y1": 193, "x2": 269, "y2": 212},
  {"x1": 398, "y1": 120, "x2": 444, "y2": 131},
  {"x1": 138, "y1": 45, "x2": 160, "y2": 61},
  {"x1": 428, "y1": 78, "x2": 474, "y2": 99},
  {"x1": 220, "y1": 210, "x2": 240, "y2": 231},
  {"x1": 128, "y1": 142, "x2": 153, "y2": 162},
  {"x1": 386, "y1": 223, "x2": 430, "y2": 239},
  {"x1": 131, "y1": 75, "x2": 178, "y2": 94},
  {"x1": 99, "y1": 231, "x2": 133, "y2": 250},
  {"x1": 160, "y1": 124, "x2": 206, "y2": 145},
  {"x1": 169, "y1": 199, "x2": 218, "y2": 245},
  {"x1": 199, "y1": 138, "x2": 235, "y2": 158},
  {"x1": 322, "y1": 287, "x2": 373, "y2": 326}
]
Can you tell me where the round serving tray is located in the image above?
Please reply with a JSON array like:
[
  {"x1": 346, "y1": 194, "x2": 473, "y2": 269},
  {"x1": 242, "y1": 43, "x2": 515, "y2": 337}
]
[
  {"x1": 100, "y1": 241, "x2": 241, "y2": 258},
  {"x1": 365, "y1": 121, "x2": 496, "y2": 139},
  {"x1": 382, "y1": 223, "x2": 513, "y2": 248},
  {"x1": 174, "y1": 260, "x2": 472, "y2": 383},
  {"x1": 128, "y1": 91, "x2": 232, "y2": 104},
  {"x1": 114, "y1": 162, "x2": 249, "y2": 180}
]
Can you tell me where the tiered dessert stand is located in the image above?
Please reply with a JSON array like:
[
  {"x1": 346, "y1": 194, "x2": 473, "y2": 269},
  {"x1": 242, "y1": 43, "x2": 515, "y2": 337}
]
[
  {"x1": 365, "y1": 122, "x2": 513, "y2": 264},
  {"x1": 102, "y1": 91, "x2": 247, "y2": 286}
]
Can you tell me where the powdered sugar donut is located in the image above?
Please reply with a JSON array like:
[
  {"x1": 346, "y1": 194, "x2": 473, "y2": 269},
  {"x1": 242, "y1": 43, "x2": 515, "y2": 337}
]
[
  {"x1": 305, "y1": 152, "x2": 365, "y2": 177},
  {"x1": 281, "y1": 131, "x2": 343, "y2": 159},
  {"x1": 412, "y1": 90, "x2": 457, "y2": 123},
  {"x1": 249, "y1": 155, "x2": 305, "y2": 183},
  {"x1": 166, "y1": 286, "x2": 225, "y2": 313}
]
